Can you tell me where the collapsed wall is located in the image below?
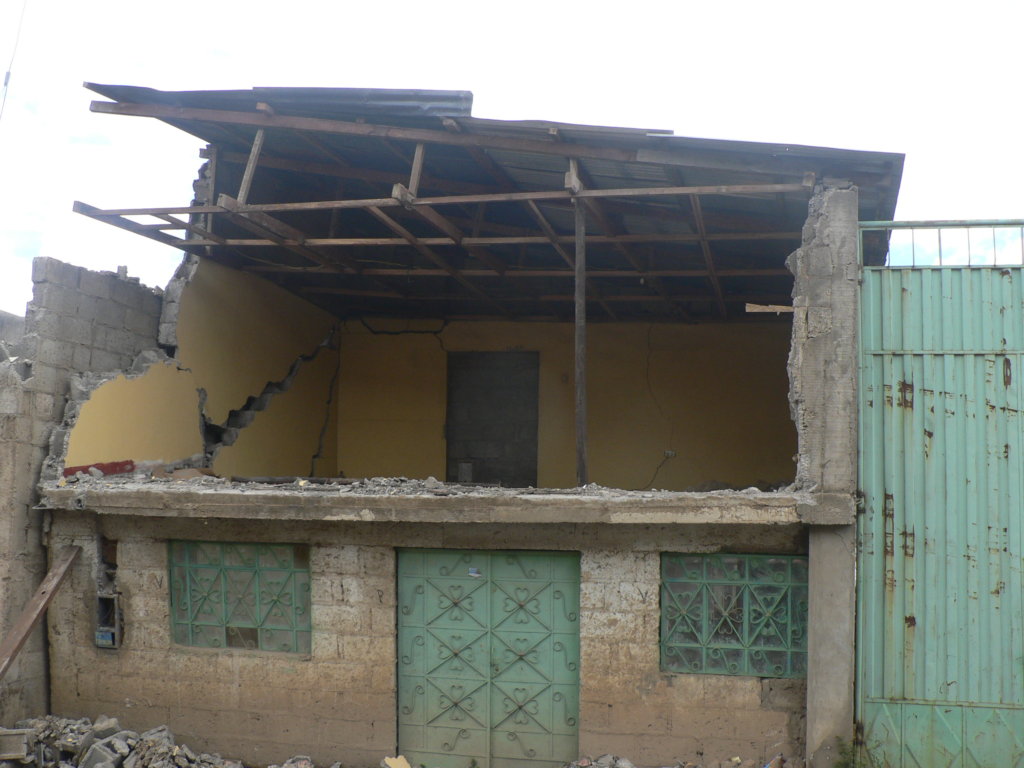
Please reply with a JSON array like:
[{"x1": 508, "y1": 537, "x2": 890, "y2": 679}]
[{"x1": 0, "y1": 258, "x2": 163, "y2": 723}]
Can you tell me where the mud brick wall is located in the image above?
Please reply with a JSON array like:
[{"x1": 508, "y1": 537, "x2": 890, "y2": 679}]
[
  {"x1": 0, "y1": 258, "x2": 162, "y2": 724},
  {"x1": 47, "y1": 513, "x2": 806, "y2": 768}
]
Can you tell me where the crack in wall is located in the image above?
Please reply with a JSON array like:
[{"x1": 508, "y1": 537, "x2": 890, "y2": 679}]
[
  {"x1": 200, "y1": 326, "x2": 340, "y2": 465},
  {"x1": 309, "y1": 346, "x2": 341, "y2": 477}
]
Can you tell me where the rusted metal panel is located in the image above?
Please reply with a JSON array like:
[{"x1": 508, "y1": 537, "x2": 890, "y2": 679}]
[{"x1": 859, "y1": 263, "x2": 1024, "y2": 765}]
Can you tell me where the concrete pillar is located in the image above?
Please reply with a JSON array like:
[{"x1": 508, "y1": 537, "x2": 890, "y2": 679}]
[
  {"x1": 806, "y1": 525, "x2": 857, "y2": 766},
  {"x1": 788, "y1": 183, "x2": 861, "y2": 766}
]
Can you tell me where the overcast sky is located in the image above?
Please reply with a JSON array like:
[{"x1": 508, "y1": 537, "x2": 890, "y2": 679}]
[{"x1": 1, "y1": 0, "x2": 1022, "y2": 315}]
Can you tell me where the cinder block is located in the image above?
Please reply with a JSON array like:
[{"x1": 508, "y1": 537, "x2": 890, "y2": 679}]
[
  {"x1": 0, "y1": 388, "x2": 22, "y2": 416},
  {"x1": 124, "y1": 308, "x2": 158, "y2": 337},
  {"x1": 602, "y1": 701, "x2": 671, "y2": 734},
  {"x1": 78, "y1": 271, "x2": 113, "y2": 300},
  {"x1": 100, "y1": 328, "x2": 135, "y2": 354},
  {"x1": 89, "y1": 349, "x2": 126, "y2": 373},
  {"x1": 72, "y1": 345, "x2": 92, "y2": 371},
  {"x1": 36, "y1": 339, "x2": 74, "y2": 369},
  {"x1": 32, "y1": 258, "x2": 81, "y2": 288},
  {"x1": 311, "y1": 631, "x2": 340, "y2": 659},
  {"x1": 702, "y1": 674, "x2": 762, "y2": 709},
  {"x1": 95, "y1": 301, "x2": 128, "y2": 330},
  {"x1": 141, "y1": 292, "x2": 163, "y2": 318},
  {"x1": 111, "y1": 280, "x2": 145, "y2": 310}
]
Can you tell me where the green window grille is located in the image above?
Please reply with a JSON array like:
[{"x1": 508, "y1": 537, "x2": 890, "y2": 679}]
[
  {"x1": 660, "y1": 553, "x2": 808, "y2": 678},
  {"x1": 169, "y1": 541, "x2": 311, "y2": 653}
]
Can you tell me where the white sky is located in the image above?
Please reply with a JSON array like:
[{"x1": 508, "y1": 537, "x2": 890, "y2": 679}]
[{"x1": 1, "y1": 0, "x2": 1022, "y2": 315}]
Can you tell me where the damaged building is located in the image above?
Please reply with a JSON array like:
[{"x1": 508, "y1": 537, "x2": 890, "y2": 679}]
[{"x1": 0, "y1": 84, "x2": 910, "y2": 768}]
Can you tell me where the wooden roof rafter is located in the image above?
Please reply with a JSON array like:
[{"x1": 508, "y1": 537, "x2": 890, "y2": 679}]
[{"x1": 76, "y1": 94, "x2": 824, "y2": 321}]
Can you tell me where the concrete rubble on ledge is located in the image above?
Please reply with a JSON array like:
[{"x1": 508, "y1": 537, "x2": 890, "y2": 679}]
[{"x1": 3, "y1": 717, "x2": 799, "y2": 768}]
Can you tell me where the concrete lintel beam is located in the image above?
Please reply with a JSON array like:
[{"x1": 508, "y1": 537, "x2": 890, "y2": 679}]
[{"x1": 797, "y1": 492, "x2": 857, "y2": 525}]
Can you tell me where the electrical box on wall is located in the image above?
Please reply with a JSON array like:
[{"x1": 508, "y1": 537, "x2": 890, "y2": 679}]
[{"x1": 95, "y1": 593, "x2": 121, "y2": 649}]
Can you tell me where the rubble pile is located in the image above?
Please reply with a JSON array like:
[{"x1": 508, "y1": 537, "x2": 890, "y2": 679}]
[
  {"x1": 4, "y1": 717, "x2": 246, "y2": 768},
  {"x1": 5, "y1": 718, "x2": 794, "y2": 768},
  {"x1": 565, "y1": 753, "x2": 790, "y2": 768}
]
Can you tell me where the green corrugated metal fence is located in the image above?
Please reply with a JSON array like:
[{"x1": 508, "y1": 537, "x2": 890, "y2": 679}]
[{"x1": 859, "y1": 234, "x2": 1024, "y2": 766}]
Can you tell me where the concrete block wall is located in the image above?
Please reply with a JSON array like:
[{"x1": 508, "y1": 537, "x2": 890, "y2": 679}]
[
  {"x1": 578, "y1": 551, "x2": 804, "y2": 766},
  {"x1": 47, "y1": 514, "x2": 805, "y2": 768},
  {"x1": 0, "y1": 258, "x2": 163, "y2": 724}
]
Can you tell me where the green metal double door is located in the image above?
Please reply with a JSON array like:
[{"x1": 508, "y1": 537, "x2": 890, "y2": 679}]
[{"x1": 397, "y1": 550, "x2": 580, "y2": 768}]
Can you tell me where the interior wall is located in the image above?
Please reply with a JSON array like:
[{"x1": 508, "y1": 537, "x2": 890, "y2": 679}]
[
  {"x1": 65, "y1": 363, "x2": 203, "y2": 467},
  {"x1": 337, "y1": 319, "x2": 796, "y2": 490},
  {"x1": 63, "y1": 259, "x2": 339, "y2": 477}
]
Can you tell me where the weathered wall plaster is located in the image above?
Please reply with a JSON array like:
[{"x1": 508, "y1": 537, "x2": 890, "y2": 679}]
[
  {"x1": 65, "y1": 362, "x2": 203, "y2": 467},
  {"x1": 175, "y1": 259, "x2": 337, "y2": 427},
  {"x1": 338, "y1": 319, "x2": 796, "y2": 490},
  {"x1": 0, "y1": 258, "x2": 163, "y2": 723},
  {"x1": 47, "y1": 511, "x2": 806, "y2": 768}
]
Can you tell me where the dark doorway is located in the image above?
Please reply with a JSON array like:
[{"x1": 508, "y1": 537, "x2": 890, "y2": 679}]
[{"x1": 446, "y1": 351, "x2": 539, "y2": 487}]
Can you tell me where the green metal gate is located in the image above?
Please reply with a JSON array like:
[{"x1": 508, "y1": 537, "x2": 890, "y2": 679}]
[
  {"x1": 397, "y1": 549, "x2": 580, "y2": 768},
  {"x1": 858, "y1": 222, "x2": 1024, "y2": 767}
]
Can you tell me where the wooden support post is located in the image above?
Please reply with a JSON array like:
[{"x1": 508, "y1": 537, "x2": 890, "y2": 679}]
[
  {"x1": 574, "y1": 197, "x2": 588, "y2": 487},
  {"x1": 408, "y1": 143, "x2": 426, "y2": 197},
  {"x1": 0, "y1": 546, "x2": 80, "y2": 683},
  {"x1": 237, "y1": 128, "x2": 266, "y2": 206}
]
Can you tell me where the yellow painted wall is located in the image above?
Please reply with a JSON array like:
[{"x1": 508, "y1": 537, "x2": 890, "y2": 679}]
[
  {"x1": 65, "y1": 362, "x2": 203, "y2": 466},
  {"x1": 66, "y1": 259, "x2": 339, "y2": 477},
  {"x1": 176, "y1": 260, "x2": 338, "y2": 425},
  {"x1": 337, "y1": 320, "x2": 796, "y2": 490},
  {"x1": 213, "y1": 347, "x2": 339, "y2": 478}
]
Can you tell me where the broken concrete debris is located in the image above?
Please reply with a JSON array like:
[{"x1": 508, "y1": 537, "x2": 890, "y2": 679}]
[
  {"x1": 564, "y1": 754, "x2": 792, "y2": 768},
  {"x1": 5, "y1": 717, "x2": 242, "y2": 768},
  {"x1": 9, "y1": 719, "x2": 796, "y2": 768}
]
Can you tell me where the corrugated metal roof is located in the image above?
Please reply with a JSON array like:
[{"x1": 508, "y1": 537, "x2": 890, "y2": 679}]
[{"x1": 77, "y1": 84, "x2": 906, "y2": 322}]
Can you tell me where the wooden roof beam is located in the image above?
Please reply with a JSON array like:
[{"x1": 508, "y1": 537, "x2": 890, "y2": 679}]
[
  {"x1": 247, "y1": 266, "x2": 792, "y2": 278},
  {"x1": 690, "y1": 194, "x2": 726, "y2": 318},
  {"x1": 217, "y1": 193, "x2": 361, "y2": 273},
  {"x1": 365, "y1": 206, "x2": 511, "y2": 316},
  {"x1": 302, "y1": 286, "x2": 791, "y2": 304},
  {"x1": 569, "y1": 161, "x2": 691, "y2": 321},
  {"x1": 525, "y1": 201, "x2": 617, "y2": 320}
]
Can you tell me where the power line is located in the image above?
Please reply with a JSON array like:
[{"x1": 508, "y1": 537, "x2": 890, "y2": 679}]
[{"x1": 0, "y1": 0, "x2": 31, "y2": 125}]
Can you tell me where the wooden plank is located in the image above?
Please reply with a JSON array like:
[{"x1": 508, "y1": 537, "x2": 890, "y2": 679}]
[
  {"x1": 574, "y1": 199, "x2": 588, "y2": 487},
  {"x1": 73, "y1": 202, "x2": 207, "y2": 252},
  {"x1": 525, "y1": 201, "x2": 617, "y2": 321},
  {"x1": 90, "y1": 100, "x2": 826, "y2": 177},
  {"x1": 690, "y1": 194, "x2": 727, "y2": 318},
  {"x1": 206, "y1": 181, "x2": 810, "y2": 216},
  {"x1": 365, "y1": 207, "x2": 510, "y2": 315},
  {"x1": 236, "y1": 128, "x2": 265, "y2": 206},
  {"x1": 213, "y1": 148, "x2": 493, "y2": 195},
  {"x1": 573, "y1": 164, "x2": 690, "y2": 321},
  {"x1": 301, "y1": 286, "x2": 791, "y2": 303},
  {"x1": 154, "y1": 214, "x2": 226, "y2": 245},
  {"x1": 217, "y1": 194, "x2": 361, "y2": 273},
  {"x1": 408, "y1": 143, "x2": 426, "y2": 197},
  {"x1": 411, "y1": 203, "x2": 507, "y2": 274},
  {"x1": 252, "y1": 266, "x2": 791, "y2": 278},
  {"x1": 0, "y1": 546, "x2": 81, "y2": 683}
]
